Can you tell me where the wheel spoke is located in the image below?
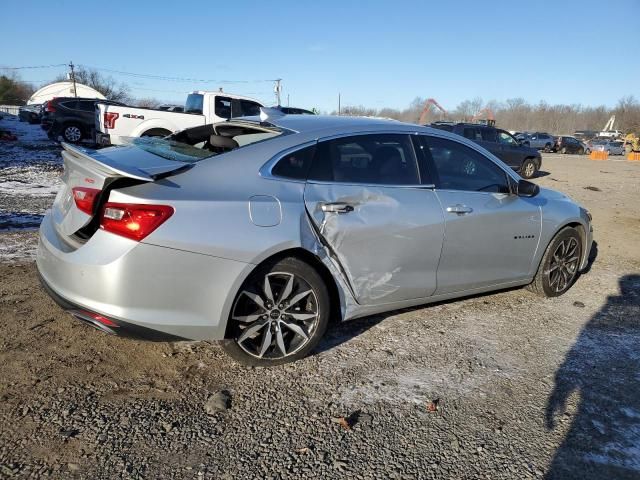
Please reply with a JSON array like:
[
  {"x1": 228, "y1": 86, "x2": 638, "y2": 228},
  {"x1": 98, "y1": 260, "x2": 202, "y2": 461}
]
[
  {"x1": 285, "y1": 289, "x2": 312, "y2": 308},
  {"x1": 547, "y1": 263, "x2": 560, "y2": 274},
  {"x1": 279, "y1": 274, "x2": 294, "y2": 303},
  {"x1": 566, "y1": 256, "x2": 580, "y2": 264},
  {"x1": 238, "y1": 320, "x2": 268, "y2": 343},
  {"x1": 241, "y1": 291, "x2": 266, "y2": 310},
  {"x1": 232, "y1": 313, "x2": 263, "y2": 323},
  {"x1": 258, "y1": 327, "x2": 273, "y2": 358},
  {"x1": 287, "y1": 312, "x2": 317, "y2": 321},
  {"x1": 275, "y1": 328, "x2": 287, "y2": 356},
  {"x1": 281, "y1": 321, "x2": 309, "y2": 340},
  {"x1": 263, "y1": 276, "x2": 275, "y2": 303},
  {"x1": 550, "y1": 272, "x2": 560, "y2": 287}
]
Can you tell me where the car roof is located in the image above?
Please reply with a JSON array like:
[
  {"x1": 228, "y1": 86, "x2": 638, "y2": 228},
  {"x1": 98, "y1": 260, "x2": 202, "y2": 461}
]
[{"x1": 235, "y1": 114, "x2": 416, "y2": 134}]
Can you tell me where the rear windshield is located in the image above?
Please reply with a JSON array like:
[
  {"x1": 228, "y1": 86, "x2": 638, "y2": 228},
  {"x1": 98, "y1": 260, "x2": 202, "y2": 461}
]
[
  {"x1": 129, "y1": 137, "x2": 212, "y2": 163},
  {"x1": 124, "y1": 122, "x2": 284, "y2": 163},
  {"x1": 185, "y1": 94, "x2": 204, "y2": 114}
]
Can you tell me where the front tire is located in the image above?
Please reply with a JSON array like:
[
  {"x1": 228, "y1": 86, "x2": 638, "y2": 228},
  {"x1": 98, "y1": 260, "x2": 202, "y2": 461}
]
[
  {"x1": 577, "y1": 147, "x2": 584, "y2": 155},
  {"x1": 222, "y1": 257, "x2": 330, "y2": 366},
  {"x1": 520, "y1": 158, "x2": 537, "y2": 179},
  {"x1": 528, "y1": 227, "x2": 582, "y2": 297}
]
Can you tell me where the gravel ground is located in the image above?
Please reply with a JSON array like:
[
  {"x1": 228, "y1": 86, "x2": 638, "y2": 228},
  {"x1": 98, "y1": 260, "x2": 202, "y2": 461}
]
[{"x1": 1, "y1": 120, "x2": 640, "y2": 479}]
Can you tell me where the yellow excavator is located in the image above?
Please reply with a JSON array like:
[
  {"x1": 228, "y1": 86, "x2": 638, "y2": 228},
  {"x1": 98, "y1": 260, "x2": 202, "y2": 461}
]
[{"x1": 623, "y1": 133, "x2": 640, "y2": 153}]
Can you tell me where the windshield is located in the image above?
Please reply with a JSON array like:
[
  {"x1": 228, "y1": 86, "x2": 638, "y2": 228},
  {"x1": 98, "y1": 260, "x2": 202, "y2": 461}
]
[
  {"x1": 185, "y1": 93, "x2": 204, "y2": 114},
  {"x1": 127, "y1": 137, "x2": 213, "y2": 163}
]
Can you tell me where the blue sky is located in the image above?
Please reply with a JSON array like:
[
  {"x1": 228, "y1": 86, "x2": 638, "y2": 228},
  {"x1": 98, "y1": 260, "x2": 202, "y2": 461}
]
[{"x1": 2, "y1": 0, "x2": 638, "y2": 111}]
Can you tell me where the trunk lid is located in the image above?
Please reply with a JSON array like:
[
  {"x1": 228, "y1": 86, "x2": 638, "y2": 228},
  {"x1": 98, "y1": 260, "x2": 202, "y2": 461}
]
[{"x1": 52, "y1": 142, "x2": 190, "y2": 238}]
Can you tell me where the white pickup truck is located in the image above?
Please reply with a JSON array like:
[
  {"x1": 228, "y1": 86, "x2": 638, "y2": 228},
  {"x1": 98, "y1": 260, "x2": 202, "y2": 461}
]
[{"x1": 95, "y1": 91, "x2": 264, "y2": 146}]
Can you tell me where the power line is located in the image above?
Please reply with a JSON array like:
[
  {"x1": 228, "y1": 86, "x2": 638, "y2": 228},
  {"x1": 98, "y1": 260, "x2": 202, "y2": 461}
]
[
  {"x1": 0, "y1": 64, "x2": 67, "y2": 70},
  {"x1": 79, "y1": 64, "x2": 279, "y2": 84}
]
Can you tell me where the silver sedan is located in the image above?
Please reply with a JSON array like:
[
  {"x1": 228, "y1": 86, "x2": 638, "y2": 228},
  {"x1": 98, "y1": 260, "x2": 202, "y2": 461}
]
[{"x1": 37, "y1": 112, "x2": 593, "y2": 365}]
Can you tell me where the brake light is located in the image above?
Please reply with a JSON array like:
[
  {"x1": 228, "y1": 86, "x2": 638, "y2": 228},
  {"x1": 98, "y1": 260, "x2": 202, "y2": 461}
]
[
  {"x1": 104, "y1": 112, "x2": 119, "y2": 129},
  {"x1": 72, "y1": 187, "x2": 101, "y2": 215},
  {"x1": 46, "y1": 101, "x2": 56, "y2": 113},
  {"x1": 100, "y1": 203, "x2": 174, "y2": 241}
]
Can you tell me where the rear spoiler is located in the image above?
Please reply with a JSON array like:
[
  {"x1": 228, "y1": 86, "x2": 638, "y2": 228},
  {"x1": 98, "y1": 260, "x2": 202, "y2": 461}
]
[{"x1": 61, "y1": 143, "x2": 190, "y2": 182}]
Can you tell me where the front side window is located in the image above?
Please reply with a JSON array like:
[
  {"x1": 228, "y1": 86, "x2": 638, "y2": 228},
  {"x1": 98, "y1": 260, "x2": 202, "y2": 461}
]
[
  {"x1": 498, "y1": 131, "x2": 518, "y2": 146},
  {"x1": 308, "y1": 134, "x2": 419, "y2": 185},
  {"x1": 215, "y1": 96, "x2": 232, "y2": 119},
  {"x1": 422, "y1": 136, "x2": 510, "y2": 193}
]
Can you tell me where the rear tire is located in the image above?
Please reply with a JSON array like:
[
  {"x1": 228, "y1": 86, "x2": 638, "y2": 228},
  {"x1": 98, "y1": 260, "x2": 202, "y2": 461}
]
[
  {"x1": 527, "y1": 227, "x2": 582, "y2": 297},
  {"x1": 62, "y1": 123, "x2": 83, "y2": 143},
  {"x1": 544, "y1": 143, "x2": 552, "y2": 152},
  {"x1": 222, "y1": 257, "x2": 330, "y2": 367},
  {"x1": 577, "y1": 147, "x2": 584, "y2": 155},
  {"x1": 520, "y1": 158, "x2": 537, "y2": 179}
]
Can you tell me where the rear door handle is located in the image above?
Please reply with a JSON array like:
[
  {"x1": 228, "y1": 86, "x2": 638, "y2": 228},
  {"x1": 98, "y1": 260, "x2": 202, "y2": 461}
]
[
  {"x1": 446, "y1": 204, "x2": 473, "y2": 215},
  {"x1": 321, "y1": 202, "x2": 354, "y2": 214}
]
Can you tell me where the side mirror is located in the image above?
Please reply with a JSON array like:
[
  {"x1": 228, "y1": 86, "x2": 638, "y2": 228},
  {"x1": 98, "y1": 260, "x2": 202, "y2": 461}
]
[{"x1": 518, "y1": 179, "x2": 539, "y2": 197}]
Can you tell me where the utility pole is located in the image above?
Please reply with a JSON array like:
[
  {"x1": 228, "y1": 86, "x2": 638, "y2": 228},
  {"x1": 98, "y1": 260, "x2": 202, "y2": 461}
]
[
  {"x1": 287, "y1": 94, "x2": 290, "y2": 107},
  {"x1": 274, "y1": 79, "x2": 282, "y2": 106},
  {"x1": 338, "y1": 93, "x2": 341, "y2": 116},
  {"x1": 69, "y1": 60, "x2": 78, "y2": 97}
]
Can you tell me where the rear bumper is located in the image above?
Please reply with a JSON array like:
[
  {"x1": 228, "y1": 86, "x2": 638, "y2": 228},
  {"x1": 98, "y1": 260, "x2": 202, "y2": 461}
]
[{"x1": 36, "y1": 213, "x2": 252, "y2": 341}]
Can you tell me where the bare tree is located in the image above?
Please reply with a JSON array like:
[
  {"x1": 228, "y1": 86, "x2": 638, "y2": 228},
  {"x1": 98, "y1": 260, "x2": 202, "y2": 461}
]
[
  {"x1": 54, "y1": 67, "x2": 130, "y2": 103},
  {"x1": 0, "y1": 73, "x2": 35, "y2": 105}
]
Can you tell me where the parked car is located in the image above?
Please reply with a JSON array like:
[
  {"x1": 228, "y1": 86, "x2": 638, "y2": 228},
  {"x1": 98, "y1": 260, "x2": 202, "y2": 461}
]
[
  {"x1": 277, "y1": 106, "x2": 315, "y2": 115},
  {"x1": 44, "y1": 97, "x2": 126, "y2": 143},
  {"x1": 37, "y1": 115, "x2": 592, "y2": 366},
  {"x1": 95, "y1": 91, "x2": 264, "y2": 146},
  {"x1": 18, "y1": 104, "x2": 42, "y2": 124},
  {"x1": 157, "y1": 104, "x2": 184, "y2": 112},
  {"x1": 589, "y1": 139, "x2": 625, "y2": 155},
  {"x1": 518, "y1": 132, "x2": 556, "y2": 151},
  {"x1": 554, "y1": 136, "x2": 588, "y2": 154},
  {"x1": 431, "y1": 122, "x2": 542, "y2": 178}
]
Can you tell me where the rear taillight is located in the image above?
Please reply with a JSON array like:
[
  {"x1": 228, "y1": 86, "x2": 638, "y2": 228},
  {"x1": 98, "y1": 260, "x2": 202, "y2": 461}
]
[
  {"x1": 104, "y1": 112, "x2": 119, "y2": 129},
  {"x1": 100, "y1": 203, "x2": 174, "y2": 241},
  {"x1": 46, "y1": 102, "x2": 56, "y2": 113},
  {"x1": 72, "y1": 187, "x2": 101, "y2": 215}
]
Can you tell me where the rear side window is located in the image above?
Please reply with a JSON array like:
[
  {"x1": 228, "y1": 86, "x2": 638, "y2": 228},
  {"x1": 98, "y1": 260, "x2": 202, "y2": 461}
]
[
  {"x1": 215, "y1": 97, "x2": 232, "y2": 119},
  {"x1": 422, "y1": 136, "x2": 510, "y2": 193},
  {"x1": 61, "y1": 100, "x2": 79, "y2": 110},
  {"x1": 463, "y1": 127, "x2": 478, "y2": 140},
  {"x1": 480, "y1": 128, "x2": 497, "y2": 142},
  {"x1": 308, "y1": 134, "x2": 420, "y2": 185},
  {"x1": 185, "y1": 93, "x2": 204, "y2": 114},
  {"x1": 239, "y1": 100, "x2": 261, "y2": 117},
  {"x1": 272, "y1": 145, "x2": 316, "y2": 180},
  {"x1": 77, "y1": 101, "x2": 95, "y2": 112}
]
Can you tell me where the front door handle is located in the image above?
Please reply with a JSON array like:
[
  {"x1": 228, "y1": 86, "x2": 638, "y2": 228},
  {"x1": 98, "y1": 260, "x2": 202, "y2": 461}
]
[
  {"x1": 321, "y1": 202, "x2": 354, "y2": 214},
  {"x1": 446, "y1": 204, "x2": 473, "y2": 215}
]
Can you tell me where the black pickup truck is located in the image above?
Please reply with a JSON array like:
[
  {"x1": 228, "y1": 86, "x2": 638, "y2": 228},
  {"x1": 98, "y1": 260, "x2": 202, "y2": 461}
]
[{"x1": 430, "y1": 122, "x2": 542, "y2": 178}]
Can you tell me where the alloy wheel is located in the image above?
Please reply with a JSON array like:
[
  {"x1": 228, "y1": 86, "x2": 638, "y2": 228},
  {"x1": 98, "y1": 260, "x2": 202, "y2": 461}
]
[
  {"x1": 524, "y1": 162, "x2": 535, "y2": 178},
  {"x1": 231, "y1": 272, "x2": 320, "y2": 360},
  {"x1": 64, "y1": 126, "x2": 82, "y2": 142},
  {"x1": 545, "y1": 237, "x2": 580, "y2": 293}
]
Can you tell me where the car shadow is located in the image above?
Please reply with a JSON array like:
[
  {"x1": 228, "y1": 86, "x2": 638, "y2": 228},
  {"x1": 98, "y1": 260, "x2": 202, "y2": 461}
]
[
  {"x1": 316, "y1": 240, "x2": 598, "y2": 355},
  {"x1": 534, "y1": 170, "x2": 551, "y2": 178},
  {"x1": 544, "y1": 274, "x2": 640, "y2": 479}
]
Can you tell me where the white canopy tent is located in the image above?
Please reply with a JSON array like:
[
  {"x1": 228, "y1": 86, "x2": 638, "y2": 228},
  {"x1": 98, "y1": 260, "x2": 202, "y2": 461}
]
[{"x1": 27, "y1": 82, "x2": 105, "y2": 105}]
